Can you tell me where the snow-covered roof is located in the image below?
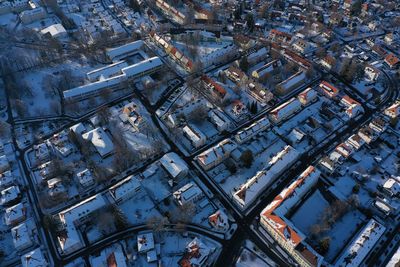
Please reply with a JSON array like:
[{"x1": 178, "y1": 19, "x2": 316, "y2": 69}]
[
  {"x1": 121, "y1": 57, "x2": 163, "y2": 77},
  {"x1": 137, "y1": 232, "x2": 154, "y2": 252},
  {"x1": 106, "y1": 40, "x2": 144, "y2": 61},
  {"x1": 86, "y1": 60, "x2": 128, "y2": 82},
  {"x1": 76, "y1": 169, "x2": 94, "y2": 187},
  {"x1": 0, "y1": 170, "x2": 14, "y2": 188},
  {"x1": 40, "y1": 23, "x2": 66, "y2": 37},
  {"x1": 21, "y1": 248, "x2": 48, "y2": 267},
  {"x1": 109, "y1": 174, "x2": 141, "y2": 202},
  {"x1": 383, "y1": 178, "x2": 400, "y2": 195},
  {"x1": 269, "y1": 97, "x2": 302, "y2": 122},
  {"x1": 179, "y1": 237, "x2": 212, "y2": 267},
  {"x1": 5, "y1": 203, "x2": 26, "y2": 225},
  {"x1": 82, "y1": 127, "x2": 114, "y2": 157},
  {"x1": 159, "y1": 152, "x2": 188, "y2": 179},
  {"x1": 11, "y1": 222, "x2": 33, "y2": 250},
  {"x1": 234, "y1": 146, "x2": 300, "y2": 208},
  {"x1": 334, "y1": 219, "x2": 386, "y2": 267},
  {"x1": 90, "y1": 244, "x2": 127, "y2": 267},
  {"x1": 173, "y1": 182, "x2": 204, "y2": 205},
  {"x1": 1, "y1": 185, "x2": 21, "y2": 205},
  {"x1": 235, "y1": 117, "x2": 270, "y2": 143},
  {"x1": 69, "y1": 123, "x2": 86, "y2": 135}
]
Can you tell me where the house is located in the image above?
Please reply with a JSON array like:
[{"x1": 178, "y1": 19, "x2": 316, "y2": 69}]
[
  {"x1": 119, "y1": 102, "x2": 144, "y2": 130},
  {"x1": 269, "y1": 29, "x2": 292, "y2": 43},
  {"x1": 47, "y1": 178, "x2": 66, "y2": 199},
  {"x1": 159, "y1": 152, "x2": 189, "y2": 180},
  {"x1": 70, "y1": 123, "x2": 86, "y2": 135},
  {"x1": 319, "y1": 156, "x2": 337, "y2": 174},
  {"x1": 340, "y1": 95, "x2": 364, "y2": 118},
  {"x1": 34, "y1": 143, "x2": 50, "y2": 162},
  {"x1": 21, "y1": 248, "x2": 48, "y2": 267},
  {"x1": 109, "y1": 175, "x2": 141, "y2": 203},
  {"x1": 248, "y1": 82, "x2": 274, "y2": 103},
  {"x1": 276, "y1": 71, "x2": 306, "y2": 96},
  {"x1": 137, "y1": 232, "x2": 155, "y2": 253},
  {"x1": 384, "y1": 33, "x2": 394, "y2": 45},
  {"x1": 235, "y1": 117, "x2": 270, "y2": 143},
  {"x1": 334, "y1": 220, "x2": 385, "y2": 267},
  {"x1": 1, "y1": 185, "x2": 21, "y2": 206},
  {"x1": 319, "y1": 81, "x2": 339, "y2": 98},
  {"x1": 178, "y1": 238, "x2": 213, "y2": 267},
  {"x1": 269, "y1": 98, "x2": 302, "y2": 124},
  {"x1": 86, "y1": 61, "x2": 129, "y2": 82},
  {"x1": 252, "y1": 60, "x2": 282, "y2": 80},
  {"x1": 297, "y1": 87, "x2": 318, "y2": 106},
  {"x1": 173, "y1": 182, "x2": 204, "y2": 206},
  {"x1": 225, "y1": 66, "x2": 247, "y2": 84},
  {"x1": 106, "y1": 40, "x2": 144, "y2": 62},
  {"x1": 369, "y1": 117, "x2": 387, "y2": 134},
  {"x1": 384, "y1": 101, "x2": 400, "y2": 118},
  {"x1": 82, "y1": 127, "x2": 114, "y2": 158},
  {"x1": 247, "y1": 47, "x2": 269, "y2": 65},
  {"x1": 260, "y1": 166, "x2": 323, "y2": 267},
  {"x1": 335, "y1": 143, "x2": 353, "y2": 159},
  {"x1": 5, "y1": 203, "x2": 26, "y2": 226},
  {"x1": 346, "y1": 134, "x2": 365, "y2": 150},
  {"x1": 11, "y1": 222, "x2": 33, "y2": 251},
  {"x1": 76, "y1": 169, "x2": 95, "y2": 188},
  {"x1": 51, "y1": 131, "x2": 74, "y2": 157},
  {"x1": 358, "y1": 126, "x2": 377, "y2": 144},
  {"x1": 0, "y1": 154, "x2": 10, "y2": 173},
  {"x1": 232, "y1": 100, "x2": 247, "y2": 116},
  {"x1": 57, "y1": 194, "x2": 106, "y2": 254},
  {"x1": 20, "y1": 7, "x2": 46, "y2": 24},
  {"x1": 208, "y1": 210, "x2": 229, "y2": 231},
  {"x1": 196, "y1": 139, "x2": 237, "y2": 171},
  {"x1": 382, "y1": 178, "x2": 400, "y2": 197},
  {"x1": 90, "y1": 244, "x2": 127, "y2": 267},
  {"x1": 288, "y1": 128, "x2": 306, "y2": 144},
  {"x1": 40, "y1": 24, "x2": 67, "y2": 38},
  {"x1": 364, "y1": 65, "x2": 380, "y2": 81},
  {"x1": 208, "y1": 109, "x2": 231, "y2": 132},
  {"x1": 384, "y1": 53, "x2": 400, "y2": 69},
  {"x1": 0, "y1": 171, "x2": 14, "y2": 189},
  {"x1": 233, "y1": 34, "x2": 255, "y2": 50},
  {"x1": 233, "y1": 146, "x2": 300, "y2": 209},
  {"x1": 320, "y1": 55, "x2": 336, "y2": 70},
  {"x1": 201, "y1": 75, "x2": 228, "y2": 100},
  {"x1": 183, "y1": 124, "x2": 207, "y2": 148},
  {"x1": 292, "y1": 39, "x2": 311, "y2": 54}
]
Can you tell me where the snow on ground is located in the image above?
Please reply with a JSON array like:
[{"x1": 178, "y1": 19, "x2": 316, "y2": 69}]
[{"x1": 290, "y1": 189, "x2": 329, "y2": 235}]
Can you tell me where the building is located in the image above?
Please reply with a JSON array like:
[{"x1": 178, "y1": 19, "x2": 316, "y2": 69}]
[
  {"x1": 137, "y1": 232, "x2": 155, "y2": 253},
  {"x1": 384, "y1": 53, "x2": 399, "y2": 69},
  {"x1": 382, "y1": 178, "x2": 400, "y2": 197},
  {"x1": 183, "y1": 124, "x2": 207, "y2": 148},
  {"x1": 334, "y1": 219, "x2": 385, "y2": 267},
  {"x1": 340, "y1": 95, "x2": 364, "y2": 118},
  {"x1": 319, "y1": 81, "x2": 339, "y2": 98},
  {"x1": 90, "y1": 243, "x2": 127, "y2": 267},
  {"x1": 269, "y1": 98, "x2": 302, "y2": 124},
  {"x1": 159, "y1": 152, "x2": 189, "y2": 180},
  {"x1": 208, "y1": 109, "x2": 231, "y2": 132},
  {"x1": 63, "y1": 57, "x2": 163, "y2": 101},
  {"x1": 384, "y1": 100, "x2": 400, "y2": 118},
  {"x1": 196, "y1": 139, "x2": 237, "y2": 171},
  {"x1": 109, "y1": 175, "x2": 141, "y2": 203},
  {"x1": 106, "y1": 40, "x2": 144, "y2": 62},
  {"x1": 235, "y1": 117, "x2": 270, "y2": 143},
  {"x1": 247, "y1": 47, "x2": 269, "y2": 65},
  {"x1": 86, "y1": 61, "x2": 129, "y2": 82},
  {"x1": 20, "y1": 7, "x2": 46, "y2": 24},
  {"x1": 0, "y1": 154, "x2": 9, "y2": 173},
  {"x1": 269, "y1": 29, "x2": 292, "y2": 43},
  {"x1": 57, "y1": 194, "x2": 106, "y2": 254},
  {"x1": 320, "y1": 55, "x2": 336, "y2": 70},
  {"x1": 5, "y1": 203, "x2": 26, "y2": 226},
  {"x1": 346, "y1": 134, "x2": 365, "y2": 151},
  {"x1": 364, "y1": 65, "x2": 379, "y2": 81},
  {"x1": 179, "y1": 238, "x2": 213, "y2": 267},
  {"x1": 252, "y1": 60, "x2": 282, "y2": 80},
  {"x1": 11, "y1": 222, "x2": 33, "y2": 251},
  {"x1": 201, "y1": 75, "x2": 228, "y2": 100},
  {"x1": 297, "y1": 87, "x2": 318, "y2": 106},
  {"x1": 276, "y1": 71, "x2": 306, "y2": 95},
  {"x1": 173, "y1": 182, "x2": 204, "y2": 206},
  {"x1": 82, "y1": 127, "x2": 114, "y2": 158},
  {"x1": 208, "y1": 210, "x2": 229, "y2": 231},
  {"x1": 233, "y1": 146, "x2": 300, "y2": 209},
  {"x1": 40, "y1": 24, "x2": 67, "y2": 38},
  {"x1": 76, "y1": 169, "x2": 95, "y2": 188},
  {"x1": 260, "y1": 166, "x2": 323, "y2": 267},
  {"x1": 1, "y1": 185, "x2": 21, "y2": 206},
  {"x1": 292, "y1": 39, "x2": 311, "y2": 54},
  {"x1": 225, "y1": 66, "x2": 247, "y2": 84},
  {"x1": 21, "y1": 248, "x2": 48, "y2": 267},
  {"x1": 0, "y1": 170, "x2": 14, "y2": 189}
]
